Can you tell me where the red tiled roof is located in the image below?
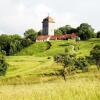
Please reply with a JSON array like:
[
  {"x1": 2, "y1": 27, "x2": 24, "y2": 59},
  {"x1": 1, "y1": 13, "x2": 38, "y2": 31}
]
[
  {"x1": 36, "y1": 35, "x2": 49, "y2": 40},
  {"x1": 37, "y1": 33, "x2": 77, "y2": 41}
]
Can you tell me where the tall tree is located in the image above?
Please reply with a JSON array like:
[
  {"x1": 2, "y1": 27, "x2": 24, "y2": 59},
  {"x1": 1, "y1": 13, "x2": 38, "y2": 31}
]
[
  {"x1": 97, "y1": 31, "x2": 100, "y2": 38},
  {"x1": 77, "y1": 23, "x2": 95, "y2": 40},
  {"x1": 24, "y1": 29, "x2": 37, "y2": 42},
  {"x1": 55, "y1": 25, "x2": 74, "y2": 34}
]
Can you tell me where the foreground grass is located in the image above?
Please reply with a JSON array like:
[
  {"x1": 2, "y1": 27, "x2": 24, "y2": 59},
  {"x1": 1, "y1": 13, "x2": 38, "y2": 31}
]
[{"x1": 0, "y1": 79, "x2": 100, "y2": 100}]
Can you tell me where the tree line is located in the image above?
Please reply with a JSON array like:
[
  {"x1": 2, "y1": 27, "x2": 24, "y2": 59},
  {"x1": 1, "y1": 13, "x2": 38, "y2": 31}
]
[
  {"x1": 0, "y1": 22, "x2": 100, "y2": 56},
  {"x1": 54, "y1": 23, "x2": 100, "y2": 40},
  {"x1": 0, "y1": 29, "x2": 37, "y2": 56},
  {"x1": 0, "y1": 29, "x2": 37, "y2": 76}
]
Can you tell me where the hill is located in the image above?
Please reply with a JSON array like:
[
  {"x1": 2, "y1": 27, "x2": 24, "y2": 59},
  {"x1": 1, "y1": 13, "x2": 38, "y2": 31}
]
[
  {"x1": 16, "y1": 38, "x2": 100, "y2": 57},
  {"x1": 0, "y1": 38, "x2": 99, "y2": 85},
  {"x1": 0, "y1": 38, "x2": 100, "y2": 100}
]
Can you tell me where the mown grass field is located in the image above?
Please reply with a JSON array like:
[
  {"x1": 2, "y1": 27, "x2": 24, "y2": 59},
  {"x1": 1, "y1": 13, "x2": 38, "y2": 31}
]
[{"x1": 0, "y1": 38, "x2": 100, "y2": 100}]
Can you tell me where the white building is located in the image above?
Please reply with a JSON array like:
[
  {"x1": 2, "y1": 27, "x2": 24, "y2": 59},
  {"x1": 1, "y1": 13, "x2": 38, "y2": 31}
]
[{"x1": 42, "y1": 16, "x2": 55, "y2": 36}]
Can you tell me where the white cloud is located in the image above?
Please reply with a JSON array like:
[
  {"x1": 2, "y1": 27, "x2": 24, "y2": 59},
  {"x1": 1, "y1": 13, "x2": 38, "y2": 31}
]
[
  {"x1": 34, "y1": 4, "x2": 53, "y2": 18},
  {"x1": 0, "y1": 0, "x2": 100, "y2": 35},
  {"x1": 34, "y1": 4, "x2": 80, "y2": 29}
]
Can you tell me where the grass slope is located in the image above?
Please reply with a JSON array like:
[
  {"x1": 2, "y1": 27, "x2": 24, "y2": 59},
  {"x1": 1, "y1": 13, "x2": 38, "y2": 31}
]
[
  {"x1": 0, "y1": 38, "x2": 99, "y2": 84},
  {"x1": 0, "y1": 38, "x2": 100, "y2": 100},
  {"x1": 16, "y1": 38, "x2": 100, "y2": 57}
]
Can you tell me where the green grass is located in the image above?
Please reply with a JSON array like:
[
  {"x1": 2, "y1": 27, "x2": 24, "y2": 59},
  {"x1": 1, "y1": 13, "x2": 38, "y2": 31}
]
[
  {"x1": 0, "y1": 38, "x2": 100, "y2": 100},
  {"x1": 16, "y1": 38, "x2": 100, "y2": 57},
  {"x1": 0, "y1": 56, "x2": 62, "y2": 85},
  {"x1": 0, "y1": 38, "x2": 100, "y2": 85}
]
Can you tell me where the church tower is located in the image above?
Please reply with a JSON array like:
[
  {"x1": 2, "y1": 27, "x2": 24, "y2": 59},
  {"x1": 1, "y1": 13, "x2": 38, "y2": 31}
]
[{"x1": 42, "y1": 16, "x2": 55, "y2": 36}]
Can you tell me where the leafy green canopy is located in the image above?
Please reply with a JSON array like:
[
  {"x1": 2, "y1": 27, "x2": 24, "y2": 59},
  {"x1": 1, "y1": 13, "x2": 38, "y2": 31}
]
[
  {"x1": 90, "y1": 44, "x2": 100, "y2": 70},
  {"x1": 54, "y1": 45, "x2": 89, "y2": 81},
  {"x1": 0, "y1": 52, "x2": 8, "y2": 76},
  {"x1": 24, "y1": 29, "x2": 37, "y2": 42},
  {"x1": 77, "y1": 23, "x2": 95, "y2": 40}
]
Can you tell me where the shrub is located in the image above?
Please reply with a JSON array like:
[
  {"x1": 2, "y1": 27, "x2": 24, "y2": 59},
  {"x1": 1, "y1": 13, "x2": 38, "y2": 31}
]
[
  {"x1": 54, "y1": 46, "x2": 89, "y2": 81},
  {"x1": 90, "y1": 44, "x2": 100, "y2": 70},
  {"x1": 75, "y1": 57, "x2": 89, "y2": 72},
  {"x1": 0, "y1": 53, "x2": 8, "y2": 76},
  {"x1": 97, "y1": 31, "x2": 100, "y2": 38},
  {"x1": 54, "y1": 53, "x2": 65, "y2": 63},
  {"x1": 21, "y1": 38, "x2": 32, "y2": 47},
  {"x1": 54, "y1": 53, "x2": 76, "y2": 81}
]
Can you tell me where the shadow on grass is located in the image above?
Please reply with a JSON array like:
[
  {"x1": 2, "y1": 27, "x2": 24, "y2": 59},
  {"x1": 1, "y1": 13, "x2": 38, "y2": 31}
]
[
  {"x1": 38, "y1": 69, "x2": 63, "y2": 77},
  {"x1": 59, "y1": 43, "x2": 71, "y2": 47}
]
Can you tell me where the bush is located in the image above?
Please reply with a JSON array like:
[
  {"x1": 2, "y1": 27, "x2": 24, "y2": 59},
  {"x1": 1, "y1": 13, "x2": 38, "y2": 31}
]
[
  {"x1": 54, "y1": 53, "x2": 89, "y2": 81},
  {"x1": 0, "y1": 53, "x2": 8, "y2": 76},
  {"x1": 97, "y1": 31, "x2": 100, "y2": 38},
  {"x1": 21, "y1": 38, "x2": 32, "y2": 47},
  {"x1": 75, "y1": 57, "x2": 89, "y2": 72},
  {"x1": 90, "y1": 44, "x2": 100, "y2": 70},
  {"x1": 54, "y1": 53, "x2": 65, "y2": 63},
  {"x1": 54, "y1": 53, "x2": 76, "y2": 81},
  {"x1": 24, "y1": 29, "x2": 37, "y2": 42}
]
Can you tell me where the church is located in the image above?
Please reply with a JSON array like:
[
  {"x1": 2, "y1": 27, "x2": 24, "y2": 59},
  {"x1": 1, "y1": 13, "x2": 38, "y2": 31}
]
[{"x1": 36, "y1": 16, "x2": 77, "y2": 41}]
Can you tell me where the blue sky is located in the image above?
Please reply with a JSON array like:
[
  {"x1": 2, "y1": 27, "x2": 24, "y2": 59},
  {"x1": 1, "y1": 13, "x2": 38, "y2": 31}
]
[{"x1": 0, "y1": 0, "x2": 100, "y2": 35}]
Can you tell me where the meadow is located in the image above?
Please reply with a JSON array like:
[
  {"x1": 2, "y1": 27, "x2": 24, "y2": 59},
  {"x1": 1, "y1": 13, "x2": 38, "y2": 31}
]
[
  {"x1": 0, "y1": 79, "x2": 100, "y2": 100},
  {"x1": 0, "y1": 38, "x2": 100, "y2": 100}
]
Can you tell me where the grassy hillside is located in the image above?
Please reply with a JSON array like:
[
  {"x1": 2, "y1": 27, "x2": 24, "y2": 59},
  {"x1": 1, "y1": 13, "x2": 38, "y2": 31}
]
[
  {"x1": 0, "y1": 38, "x2": 100, "y2": 100},
  {"x1": 16, "y1": 38, "x2": 100, "y2": 57},
  {"x1": 0, "y1": 38, "x2": 99, "y2": 85}
]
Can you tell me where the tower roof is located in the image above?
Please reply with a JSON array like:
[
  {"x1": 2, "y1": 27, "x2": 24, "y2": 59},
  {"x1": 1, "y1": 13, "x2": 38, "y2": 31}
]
[{"x1": 42, "y1": 16, "x2": 55, "y2": 23}]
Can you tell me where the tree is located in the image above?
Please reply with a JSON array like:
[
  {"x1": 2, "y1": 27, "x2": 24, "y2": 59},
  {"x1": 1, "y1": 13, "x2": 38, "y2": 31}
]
[
  {"x1": 90, "y1": 45, "x2": 100, "y2": 70},
  {"x1": 0, "y1": 34, "x2": 11, "y2": 55},
  {"x1": 54, "y1": 47, "x2": 76, "y2": 81},
  {"x1": 24, "y1": 29, "x2": 37, "y2": 42},
  {"x1": 9, "y1": 40, "x2": 23, "y2": 55},
  {"x1": 63, "y1": 54, "x2": 75, "y2": 80},
  {"x1": 97, "y1": 31, "x2": 100, "y2": 38},
  {"x1": 0, "y1": 34, "x2": 26, "y2": 55},
  {"x1": 54, "y1": 45, "x2": 90, "y2": 81},
  {"x1": 54, "y1": 25, "x2": 74, "y2": 35},
  {"x1": 21, "y1": 38, "x2": 32, "y2": 47},
  {"x1": 64, "y1": 25, "x2": 74, "y2": 34},
  {"x1": 75, "y1": 57, "x2": 89, "y2": 72},
  {"x1": 0, "y1": 52, "x2": 8, "y2": 76},
  {"x1": 77, "y1": 23, "x2": 95, "y2": 40},
  {"x1": 38, "y1": 30, "x2": 42, "y2": 36},
  {"x1": 54, "y1": 29, "x2": 63, "y2": 35},
  {"x1": 10, "y1": 34, "x2": 22, "y2": 41}
]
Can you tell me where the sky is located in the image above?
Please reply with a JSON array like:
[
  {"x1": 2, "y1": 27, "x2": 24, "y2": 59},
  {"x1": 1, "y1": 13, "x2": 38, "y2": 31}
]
[{"x1": 0, "y1": 0, "x2": 100, "y2": 35}]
